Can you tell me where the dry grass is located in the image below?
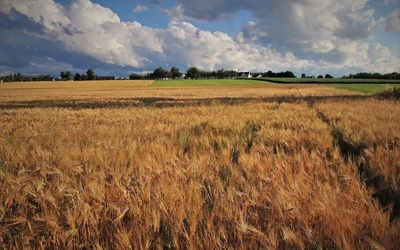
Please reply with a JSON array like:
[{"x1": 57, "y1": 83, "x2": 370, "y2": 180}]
[{"x1": 1, "y1": 99, "x2": 399, "y2": 249}]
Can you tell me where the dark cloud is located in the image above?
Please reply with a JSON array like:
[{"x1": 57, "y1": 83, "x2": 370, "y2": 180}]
[
  {"x1": 385, "y1": 9, "x2": 400, "y2": 34},
  {"x1": 0, "y1": 13, "x2": 122, "y2": 76},
  {"x1": 0, "y1": 9, "x2": 46, "y2": 33},
  {"x1": 333, "y1": 8, "x2": 372, "y2": 40},
  {"x1": 0, "y1": 27, "x2": 53, "y2": 68},
  {"x1": 176, "y1": 0, "x2": 247, "y2": 21}
]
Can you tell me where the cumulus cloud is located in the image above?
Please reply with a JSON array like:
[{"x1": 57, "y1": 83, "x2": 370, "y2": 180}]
[
  {"x1": 0, "y1": 0, "x2": 399, "y2": 76},
  {"x1": 165, "y1": 5, "x2": 185, "y2": 22},
  {"x1": 174, "y1": 0, "x2": 399, "y2": 73},
  {"x1": 0, "y1": 0, "x2": 312, "y2": 74},
  {"x1": 133, "y1": 5, "x2": 149, "y2": 13},
  {"x1": 160, "y1": 22, "x2": 311, "y2": 71},
  {"x1": 176, "y1": 0, "x2": 375, "y2": 49},
  {"x1": 1, "y1": 0, "x2": 161, "y2": 69},
  {"x1": 385, "y1": 9, "x2": 400, "y2": 33}
]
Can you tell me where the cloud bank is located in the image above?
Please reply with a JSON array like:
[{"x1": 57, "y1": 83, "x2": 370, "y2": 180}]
[{"x1": 0, "y1": 0, "x2": 399, "y2": 76}]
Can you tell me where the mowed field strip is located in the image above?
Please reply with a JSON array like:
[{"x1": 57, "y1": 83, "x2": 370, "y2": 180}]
[{"x1": 0, "y1": 80, "x2": 364, "y2": 105}]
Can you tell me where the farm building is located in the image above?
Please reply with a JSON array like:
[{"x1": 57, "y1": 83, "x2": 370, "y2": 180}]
[{"x1": 238, "y1": 72, "x2": 253, "y2": 78}]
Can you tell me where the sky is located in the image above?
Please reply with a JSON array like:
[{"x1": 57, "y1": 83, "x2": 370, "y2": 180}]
[{"x1": 0, "y1": 0, "x2": 399, "y2": 78}]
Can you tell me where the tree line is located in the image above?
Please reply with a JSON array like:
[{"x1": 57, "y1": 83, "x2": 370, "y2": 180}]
[
  {"x1": 129, "y1": 67, "x2": 239, "y2": 80},
  {"x1": 130, "y1": 67, "x2": 298, "y2": 80},
  {"x1": 130, "y1": 68, "x2": 398, "y2": 80},
  {"x1": 60, "y1": 69, "x2": 96, "y2": 81},
  {"x1": 0, "y1": 73, "x2": 53, "y2": 82},
  {"x1": 342, "y1": 72, "x2": 400, "y2": 80},
  {"x1": 0, "y1": 69, "x2": 98, "y2": 82},
  {"x1": 1, "y1": 67, "x2": 399, "y2": 82}
]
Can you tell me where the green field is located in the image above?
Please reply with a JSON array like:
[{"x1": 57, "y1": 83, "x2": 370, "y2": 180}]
[
  {"x1": 326, "y1": 83, "x2": 400, "y2": 94},
  {"x1": 262, "y1": 77, "x2": 400, "y2": 84},
  {"x1": 152, "y1": 78, "x2": 400, "y2": 94}
]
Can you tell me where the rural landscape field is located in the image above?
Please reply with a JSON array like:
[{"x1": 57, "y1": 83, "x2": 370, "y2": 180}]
[{"x1": 0, "y1": 80, "x2": 399, "y2": 249}]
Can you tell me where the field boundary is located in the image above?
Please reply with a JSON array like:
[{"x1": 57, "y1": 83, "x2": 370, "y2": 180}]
[{"x1": 0, "y1": 95, "x2": 382, "y2": 110}]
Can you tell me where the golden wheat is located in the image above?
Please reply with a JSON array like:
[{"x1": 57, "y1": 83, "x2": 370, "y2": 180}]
[
  {"x1": 317, "y1": 99, "x2": 400, "y2": 211},
  {"x1": 0, "y1": 81, "x2": 360, "y2": 103},
  {"x1": 1, "y1": 98, "x2": 399, "y2": 249}
]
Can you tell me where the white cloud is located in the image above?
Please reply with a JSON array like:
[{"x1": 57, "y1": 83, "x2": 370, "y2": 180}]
[
  {"x1": 0, "y1": 0, "x2": 399, "y2": 76},
  {"x1": 314, "y1": 41, "x2": 400, "y2": 75},
  {"x1": 160, "y1": 22, "x2": 312, "y2": 72},
  {"x1": 0, "y1": 0, "x2": 69, "y2": 33},
  {"x1": 0, "y1": 0, "x2": 313, "y2": 73},
  {"x1": 165, "y1": 5, "x2": 185, "y2": 22},
  {"x1": 1, "y1": 0, "x2": 163, "y2": 68},
  {"x1": 133, "y1": 5, "x2": 149, "y2": 13},
  {"x1": 174, "y1": 0, "x2": 399, "y2": 73},
  {"x1": 173, "y1": 0, "x2": 377, "y2": 58}
]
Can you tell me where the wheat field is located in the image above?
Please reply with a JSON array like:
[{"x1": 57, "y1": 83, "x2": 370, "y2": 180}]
[
  {"x1": 0, "y1": 80, "x2": 361, "y2": 103},
  {"x1": 0, "y1": 81, "x2": 399, "y2": 249}
]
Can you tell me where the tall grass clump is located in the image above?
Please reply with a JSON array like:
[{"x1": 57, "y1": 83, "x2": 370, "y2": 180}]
[{"x1": 0, "y1": 101, "x2": 399, "y2": 248}]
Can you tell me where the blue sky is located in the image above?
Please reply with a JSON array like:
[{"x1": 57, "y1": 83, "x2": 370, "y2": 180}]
[{"x1": 0, "y1": 0, "x2": 399, "y2": 77}]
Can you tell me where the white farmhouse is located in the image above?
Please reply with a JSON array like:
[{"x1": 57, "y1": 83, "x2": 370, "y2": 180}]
[{"x1": 238, "y1": 72, "x2": 252, "y2": 78}]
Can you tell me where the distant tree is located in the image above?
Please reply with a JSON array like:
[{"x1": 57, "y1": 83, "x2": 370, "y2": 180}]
[
  {"x1": 87, "y1": 69, "x2": 95, "y2": 80},
  {"x1": 227, "y1": 70, "x2": 238, "y2": 79},
  {"x1": 217, "y1": 68, "x2": 225, "y2": 79},
  {"x1": 37, "y1": 74, "x2": 52, "y2": 81},
  {"x1": 153, "y1": 67, "x2": 162, "y2": 79},
  {"x1": 283, "y1": 71, "x2": 296, "y2": 78},
  {"x1": 372, "y1": 73, "x2": 383, "y2": 79},
  {"x1": 129, "y1": 73, "x2": 143, "y2": 80},
  {"x1": 263, "y1": 70, "x2": 296, "y2": 78},
  {"x1": 301, "y1": 73, "x2": 306, "y2": 78},
  {"x1": 8, "y1": 74, "x2": 15, "y2": 82},
  {"x1": 66, "y1": 71, "x2": 74, "y2": 81},
  {"x1": 60, "y1": 71, "x2": 66, "y2": 80},
  {"x1": 170, "y1": 66, "x2": 182, "y2": 79},
  {"x1": 325, "y1": 74, "x2": 334, "y2": 78},
  {"x1": 199, "y1": 70, "x2": 209, "y2": 79},
  {"x1": 186, "y1": 67, "x2": 200, "y2": 79},
  {"x1": 153, "y1": 67, "x2": 169, "y2": 79},
  {"x1": 144, "y1": 73, "x2": 154, "y2": 79},
  {"x1": 16, "y1": 73, "x2": 22, "y2": 81},
  {"x1": 317, "y1": 75, "x2": 324, "y2": 78},
  {"x1": 75, "y1": 73, "x2": 82, "y2": 81},
  {"x1": 60, "y1": 71, "x2": 73, "y2": 80},
  {"x1": 387, "y1": 71, "x2": 400, "y2": 80}
]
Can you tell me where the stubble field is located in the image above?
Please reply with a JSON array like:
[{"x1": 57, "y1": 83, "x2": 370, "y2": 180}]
[{"x1": 0, "y1": 80, "x2": 399, "y2": 249}]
